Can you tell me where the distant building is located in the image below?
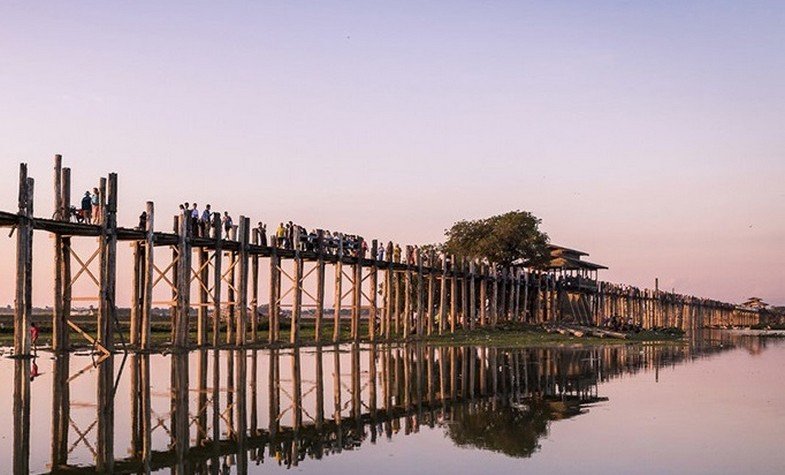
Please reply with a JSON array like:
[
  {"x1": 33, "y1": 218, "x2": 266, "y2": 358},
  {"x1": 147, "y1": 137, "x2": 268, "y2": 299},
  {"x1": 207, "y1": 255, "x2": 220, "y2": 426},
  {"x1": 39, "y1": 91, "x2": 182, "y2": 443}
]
[{"x1": 741, "y1": 297, "x2": 768, "y2": 309}]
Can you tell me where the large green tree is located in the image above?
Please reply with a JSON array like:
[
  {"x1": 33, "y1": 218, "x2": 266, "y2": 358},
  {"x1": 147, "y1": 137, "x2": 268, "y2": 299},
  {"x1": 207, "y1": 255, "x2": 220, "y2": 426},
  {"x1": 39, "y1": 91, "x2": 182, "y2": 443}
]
[{"x1": 444, "y1": 210, "x2": 550, "y2": 268}]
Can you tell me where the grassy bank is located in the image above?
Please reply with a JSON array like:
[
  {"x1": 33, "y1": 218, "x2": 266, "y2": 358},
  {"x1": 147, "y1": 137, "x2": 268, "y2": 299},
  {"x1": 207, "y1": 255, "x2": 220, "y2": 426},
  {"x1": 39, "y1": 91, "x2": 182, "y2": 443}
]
[{"x1": 0, "y1": 320, "x2": 685, "y2": 351}]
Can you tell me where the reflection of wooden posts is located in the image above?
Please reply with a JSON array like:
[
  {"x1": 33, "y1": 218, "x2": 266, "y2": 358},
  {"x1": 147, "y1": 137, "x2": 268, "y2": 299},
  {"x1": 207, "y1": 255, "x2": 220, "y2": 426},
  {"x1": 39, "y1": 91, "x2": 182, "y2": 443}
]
[
  {"x1": 14, "y1": 165, "x2": 33, "y2": 356},
  {"x1": 250, "y1": 350, "x2": 258, "y2": 438},
  {"x1": 174, "y1": 210, "x2": 191, "y2": 348},
  {"x1": 315, "y1": 232, "x2": 326, "y2": 342},
  {"x1": 351, "y1": 343, "x2": 361, "y2": 421},
  {"x1": 426, "y1": 250, "x2": 436, "y2": 336},
  {"x1": 369, "y1": 345, "x2": 378, "y2": 418},
  {"x1": 13, "y1": 359, "x2": 30, "y2": 474},
  {"x1": 269, "y1": 237, "x2": 280, "y2": 343},
  {"x1": 351, "y1": 239, "x2": 363, "y2": 341},
  {"x1": 51, "y1": 354, "x2": 70, "y2": 470},
  {"x1": 96, "y1": 355, "x2": 115, "y2": 472},
  {"x1": 196, "y1": 351, "x2": 208, "y2": 446},
  {"x1": 315, "y1": 346, "x2": 325, "y2": 429},
  {"x1": 333, "y1": 236, "x2": 343, "y2": 342},
  {"x1": 251, "y1": 230, "x2": 260, "y2": 342},
  {"x1": 369, "y1": 240, "x2": 378, "y2": 341},
  {"x1": 211, "y1": 214, "x2": 223, "y2": 347},
  {"x1": 490, "y1": 267, "x2": 499, "y2": 327},
  {"x1": 268, "y1": 349, "x2": 280, "y2": 439},
  {"x1": 170, "y1": 352, "x2": 189, "y2": 474},
  {"x1": 235, "y1": 350, "x2": 248, "y2": 473},
  {"x1": 291, "y1": 242, "x2": 303, "y2": 344},
  {"x1": 291, "y1": 347, "x2": 302, "y2": 466},
  {"x1": 211, "y1": 350, "x2": 221, "y2": 458},
  {"x1": 140, "y1": 354, "x2": 152, "y2": 472},
  {"x1": 439, "y1": 255, "x2": 447, "y2": 335},
  {"x1": 332, "y1": 344, "x2": 343, "y2": 450}
]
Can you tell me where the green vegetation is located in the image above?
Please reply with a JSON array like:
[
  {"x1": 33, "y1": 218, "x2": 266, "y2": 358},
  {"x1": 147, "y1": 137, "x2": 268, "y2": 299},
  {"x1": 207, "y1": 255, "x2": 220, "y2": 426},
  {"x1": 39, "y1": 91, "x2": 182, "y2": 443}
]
[{"x1": 444, "y1": 210, "x2": 550, "y2": 268}]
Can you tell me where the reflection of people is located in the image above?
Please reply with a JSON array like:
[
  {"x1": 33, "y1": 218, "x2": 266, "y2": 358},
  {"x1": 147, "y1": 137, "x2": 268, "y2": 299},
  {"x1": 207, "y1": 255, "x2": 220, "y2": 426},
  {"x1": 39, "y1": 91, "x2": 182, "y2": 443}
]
[
  {"x1": 30, "y1": 359, "x2": 40, "y2": 381},
  {"x1": 30, "y1": 322, "x2": 40, "y2": 353}
]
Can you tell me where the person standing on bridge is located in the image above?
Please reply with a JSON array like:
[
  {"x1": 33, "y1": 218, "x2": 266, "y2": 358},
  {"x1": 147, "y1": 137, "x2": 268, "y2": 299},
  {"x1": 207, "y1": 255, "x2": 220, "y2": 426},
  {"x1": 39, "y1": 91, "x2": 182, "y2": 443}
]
[
  {"x1": 190, "y1": 203, "x2": 200, "y2": 236},
  {"x1": 201, "y1": 204, "x2": 212, "y2": 238},
  {"x1": 223, "y1": 212, "x2": 233, "y2": 237},
  {"x1": 393, "y1": 243, "x2": 402, "y2": 263},
  {"x1": 91, "y1": 187, "x2": 100, "y2": 224},
  {"x1": 81, "y1": 191, "x2": 92, "y2": 224}
]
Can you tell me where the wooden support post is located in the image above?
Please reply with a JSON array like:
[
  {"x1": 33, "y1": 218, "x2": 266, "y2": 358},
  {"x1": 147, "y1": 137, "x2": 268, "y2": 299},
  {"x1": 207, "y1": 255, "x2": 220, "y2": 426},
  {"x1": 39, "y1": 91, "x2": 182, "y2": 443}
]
[
  {"x1": 479, "y1": 264, "x2": 487, "y2": 327},
  {"x1": 403, "y1": 249, "x2": 412, "y2": 338},
  {"x1": 468, "y1": 260, "x2": 476, "y2": 330},
  {"x1": 426, "y1": 250, "x2": 436, "y2": 336},
  {"x1": 333, "y1": 236, "x2": 343, "y2": 343},
  {"x1": 226, "y1": 227, "x2": 237, "y2": 344},
  {"x1": 130, "y1": 241, "x2": 142, "y2": 346},
  {"x1": 369, "y1": 240, "x2": 378, "y2": 342},
  {"x1": 141, "y1": 202, "x2": 154, "y2": 349},
  {"x1": 450, "y1": 255, "x2": 458, "y2": 334},
  {"x1": 98, "y1": 174, "x2": 117, "y2": 351},
  {"x1": 174, "y1": 209, "x2": 191, "y2": 348},
  {"x1": 197, "y1": 244, "x2": 209, "y2": 346},
  {"x1": 315, "y1": 231, "x2": 326, "y2": 343},
  {"x1": 212, "y1": 214, "x2": 222, "y2": 346},
  {"x1": 439, "y1": 255, "x2": 447, "y2": 335},
  {"x1": 237, "y1": 217, "x2": 250, "y2": 346},
  {"x1": 14, "y1": 165, "x2": 33, "y2": 356},
  {"x1": 416, "y1": 249, "x2": 424, "y2": 336},
  {"x1": 251, "y1": 229, "x2": 260, "y2": 342},
  {"x1": 291, "y1": 236, "x2": 303, "y2": 345},
  {"x1": 235, "y1": 350, "x2": 248, "y2": 473},
  {"x1": 351, "y1": 238, "x2": 363, "y2": 342},
  {"x1": 461, "y1": 258, "x2": 469, "y2": 328},
  {"x1": 491, "y1": 267, "x2": 499, "y2": 327},
  {"x1": 53, "y1": 155, "x2": 64, "y2": 351},
  {"x1": 60, "y1": 167, "x2": 72, "y2": 351},
  {"x1": 269, "y1": 237, "x2": 280, "y2": 344}
]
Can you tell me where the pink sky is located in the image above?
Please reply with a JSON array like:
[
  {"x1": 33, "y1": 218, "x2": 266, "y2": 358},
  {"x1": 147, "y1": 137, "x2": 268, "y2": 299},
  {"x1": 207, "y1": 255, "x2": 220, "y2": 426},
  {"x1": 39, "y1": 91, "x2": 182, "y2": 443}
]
[{"x1": 0, "y1": 1, "x2": 783, "y2": 307}]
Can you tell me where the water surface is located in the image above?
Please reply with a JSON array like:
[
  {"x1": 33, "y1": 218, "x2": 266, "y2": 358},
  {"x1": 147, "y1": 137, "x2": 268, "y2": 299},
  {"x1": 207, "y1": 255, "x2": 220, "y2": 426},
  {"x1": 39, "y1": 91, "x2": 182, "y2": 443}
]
[{"x1": 2, "y1": 331, "x2": 784, "y2": 474}]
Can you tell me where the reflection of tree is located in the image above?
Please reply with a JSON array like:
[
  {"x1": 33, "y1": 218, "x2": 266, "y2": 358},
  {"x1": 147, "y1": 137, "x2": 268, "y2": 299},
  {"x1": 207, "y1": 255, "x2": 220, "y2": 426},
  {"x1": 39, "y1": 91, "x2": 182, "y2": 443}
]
[{"x1": 443, "y1": 398, "x2": 584, "y2": 458}]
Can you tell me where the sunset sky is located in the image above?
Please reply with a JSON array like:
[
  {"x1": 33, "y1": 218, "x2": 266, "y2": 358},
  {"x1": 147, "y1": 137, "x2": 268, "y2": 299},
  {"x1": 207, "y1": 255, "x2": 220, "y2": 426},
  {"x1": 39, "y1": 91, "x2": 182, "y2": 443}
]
[{"x1": 0, "y1": 1, "x2": 783, "y2": 306}]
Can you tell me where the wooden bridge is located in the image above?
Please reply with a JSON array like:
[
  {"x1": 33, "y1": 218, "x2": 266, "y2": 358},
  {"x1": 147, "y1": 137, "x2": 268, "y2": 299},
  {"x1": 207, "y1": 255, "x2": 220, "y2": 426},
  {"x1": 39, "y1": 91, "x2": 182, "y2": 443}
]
[{"x1": 2, "y1": 156, "x2": 759, "y2": 356}]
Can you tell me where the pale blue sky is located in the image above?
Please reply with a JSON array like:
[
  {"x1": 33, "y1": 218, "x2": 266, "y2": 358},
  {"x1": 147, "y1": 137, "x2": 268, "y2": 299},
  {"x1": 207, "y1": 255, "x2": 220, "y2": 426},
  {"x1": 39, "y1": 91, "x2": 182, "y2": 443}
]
[{"x1": 0, "y1": 1, "x2": 783, "y2": 305}]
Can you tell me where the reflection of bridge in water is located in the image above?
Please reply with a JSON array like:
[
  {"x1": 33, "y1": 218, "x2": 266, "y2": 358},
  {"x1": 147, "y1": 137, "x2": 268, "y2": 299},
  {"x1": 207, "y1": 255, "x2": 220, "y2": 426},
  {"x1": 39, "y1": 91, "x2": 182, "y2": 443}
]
[{"x1": 10, "y1": 332, "x2": 763, "y2": 474}]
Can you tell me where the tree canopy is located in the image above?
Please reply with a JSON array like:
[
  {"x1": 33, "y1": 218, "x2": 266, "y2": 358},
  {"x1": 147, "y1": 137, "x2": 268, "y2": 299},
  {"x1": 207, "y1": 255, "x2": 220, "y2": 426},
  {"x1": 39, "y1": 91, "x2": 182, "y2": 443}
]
[{"x1": 444, "y1": 210, "x2": 550, "y2": 268}]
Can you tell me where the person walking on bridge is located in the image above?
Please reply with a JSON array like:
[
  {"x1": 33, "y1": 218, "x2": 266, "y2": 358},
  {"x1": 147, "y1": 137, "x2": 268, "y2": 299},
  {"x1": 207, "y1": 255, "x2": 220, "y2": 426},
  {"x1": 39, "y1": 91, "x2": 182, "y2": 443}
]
[{"x1": 81, "y1": 191, "x2": 92, "y2": 224}]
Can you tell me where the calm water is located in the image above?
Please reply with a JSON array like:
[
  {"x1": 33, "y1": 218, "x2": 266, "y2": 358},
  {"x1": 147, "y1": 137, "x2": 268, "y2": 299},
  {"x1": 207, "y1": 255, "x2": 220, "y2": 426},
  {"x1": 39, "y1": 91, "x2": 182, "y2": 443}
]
[{"x1": 2, "y1": 332, "x2": 784, "y2": 474}]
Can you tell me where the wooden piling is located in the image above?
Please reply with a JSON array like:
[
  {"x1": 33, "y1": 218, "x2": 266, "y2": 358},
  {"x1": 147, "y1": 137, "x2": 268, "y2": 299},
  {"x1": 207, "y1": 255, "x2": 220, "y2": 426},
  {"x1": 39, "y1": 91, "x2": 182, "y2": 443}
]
[
  {"x1": 53, "y1": 156, "x2": 64, "y2": 351},
  {"x1": 212, "y1": 214, "x2": 223, "y2": 347},
  {"x1": 269, "y1": 237, "x2": 280, "y2": 344},
  {"x1": 315, "y1": 232, "x2": 326, "y2": 343},
  {"x1": 291, "y1": 236, "x2": 303, "y2": 345},
  {"x1": 141, "y1": 201, "x2": 154, "y2": 349},
  {"x1": 333, "y1": 236, "x2": 343, "y2": 343},
  {"x1": 98, "y1": 174, "x2": 117, "y2": 351},
  {"x1": 14, "y1": 164, "x2": 32, "y2": 356},
  {"x1": 174, "y1": 210, "x2": 191, "y2": 348},
  {"x1": 237, "y1": 217, "x2": 250, "y2": 346},
  {"x1": 251, "y1": 229, "x2": 260, "y2": 342}
]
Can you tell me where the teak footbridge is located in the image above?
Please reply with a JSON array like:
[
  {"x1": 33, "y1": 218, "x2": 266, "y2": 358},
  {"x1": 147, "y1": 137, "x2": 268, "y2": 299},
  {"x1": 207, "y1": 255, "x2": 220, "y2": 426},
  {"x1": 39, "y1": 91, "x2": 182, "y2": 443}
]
[{"x1": 1, "y1": 156, "x2": 759, "y2": 356}]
